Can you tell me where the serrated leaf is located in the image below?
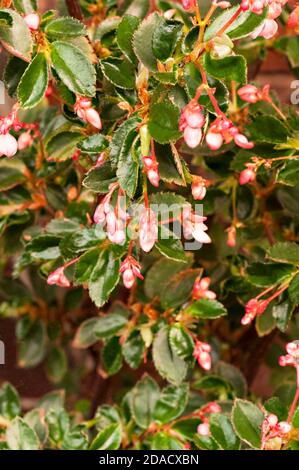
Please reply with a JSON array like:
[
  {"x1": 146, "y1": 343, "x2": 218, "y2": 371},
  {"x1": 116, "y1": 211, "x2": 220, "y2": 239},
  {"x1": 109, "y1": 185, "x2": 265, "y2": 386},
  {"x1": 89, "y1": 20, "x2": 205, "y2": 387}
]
[
  {"x1": 231, "y1": 399, "x2": 263, "y2": 449},
  {"x1": 109, "y1": 114, "x2": 141, "y2": 167},
  {"x1": 156, "y1": 226, "x2": 187, "y2": 262},
  {"x1": 144, "y1": 256, "x2": 192, "y2": 298},
  {"x1": 101, "y1": 57, "x2": 135, "y2": 89},
  {"x1": 152, "y1": 17, "x2": 182, "y2": 61},
  {"x1": 78, "y1": 134, "x2": 109, "y2": 154},
  {"x1": 4, "y1": 55, "x2": 28, "y2": 97},
  {"x1": 203, "y1": 53, "x2": 247, "y2": 85},
  {"x1": 83, "y1": 161, "x2": 116, "y2": 193},
  {"x1": 116, "y1": 141, "x2": 139, "y2": 198},
  {"x1": 89, "y1": 423, "x2": 122, "y2": 450},
  {"x1": 101, "y1": 336, "x2": 123, "y2": 376},
  {"x1": 6, "y1": 417, "x2": 39, "y2": 450},
  {"x1": 46, "y1": 130, "x2": 83, "y2": 161},
  {"x1": 131, "y1": 375, "x2": 160, "y2": 429},
  {"x1": 153, "y1": 383, "x2": 188, "y2": 424},
  {"x1": 153, "y1": 326, "x2": 187, "y2": 385},
  {"x1": 277, "y1": 159, "x2": 299, "y2": 186},
  {"x1": 45, "y1": 17, "x2": 86, "y2": 38},
  {"x1": 148, "y1": 100, "x2": 181, "y2": 144},
  {"x1": 246, "y1": 262, "x2": 294, "y2": 287},
  {"x1": 215, "y1": 361, "x2": 247, "y2": 398},
  {"x1": 169, "y1": 323, "x2": 194, "y2": 359},
  {"x1": 185, "y1": 299, "x2": 227, "y2": 319},
  {"x1": 13, "y1": 0, "x2": 37, "y2": 14},
  {"x1": 133, "y1": 12, "x2": 160, "y2": 71},
  {"x1": 160, "y1": 269, "x2": 198, "y2": 309},
  {"x1": 248, "y1": 115, "x2": 288, "y2": 144},
  {"x1": 117, "y1": 15, "x2": 140, "y2": 63},
  {"x1": 0, "y1": 9, "x2": 32, "y2": 60},
  {"x1": 17, "y1": 53, "x2": 48, "y2": 108},
  {"x1": 0, "y1": 166, "x2": 25, "y2": 191},
  {"x1": 50, "y1": 41, "x2": 96, "y2": 96},
  {"x1": 210, "y1": 413, "x2": 240, "y2": 450},
  {"x1": 267, "y1": 241, "x2": 299, "y2": 265},
  {"x1": 88, "y1": 250, "x2": 120, "y2": 308},
  {"x1": 122, "y1": 330, "x2": 144, "y2": 369}
]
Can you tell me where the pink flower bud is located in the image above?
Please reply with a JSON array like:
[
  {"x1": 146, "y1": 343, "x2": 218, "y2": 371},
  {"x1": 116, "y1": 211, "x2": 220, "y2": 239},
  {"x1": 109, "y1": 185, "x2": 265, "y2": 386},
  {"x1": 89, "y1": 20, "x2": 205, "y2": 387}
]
[
  {"x1": 234, "y1": 133, "x2": 254, "y2": 149},
  {"x1": 184, "y1": 126, "x2": 202, "y2": 149},
  {"x1": 24, "y1": 13, "x2": 40, "y2": 31},
  {"x1": 192, "y1": 178, "x2": 206, "y2": 200},
  {"x1": 217, "y1": 1, "x2": 231, "y2": 8},
  {"x1": 277, "y1": 422, "x2": 291, "y2": 434},
  {"x1": 123, "y1": 268, "x2": 135, "y2": 289},
  {"x1": 197, "y1": 423, "x2": 210, "y2": 436},
  {"x1": 226, "y1": 226, "x2": 236, "y2": 247},
  {"x1": 206, "y1": 131, "x2": 223, "y2": 150},
  {"x1": 85, "y1": 108, "x2": 102, "y2": 130},
  {"x1": 193, "y1": 341, "x2": 212, "y2": 370},
  {"x1": 238, "y1": 84, "x2": 261, "y2": 104},
  {"x1": 139, "y1": 208, "x2": 158, "y2": 253},
  {"x1": 18, "y1": 131, "x2": 33, "y2": 150},
  {"x1": 47, "y1": 267, "x2": 71, "y2": 288},
  {"x1": 0, "y1": 133, "x2": 18, "y2": 157},
  {"x1": 186, "y1": 111, "x2": 205, "y2": 128},
  {"x1": 239, "y1": 167, "x2": 256, "y2": 185},
  {"x1": 147, "y1": 169, "x2": 160, "y2": 187}
]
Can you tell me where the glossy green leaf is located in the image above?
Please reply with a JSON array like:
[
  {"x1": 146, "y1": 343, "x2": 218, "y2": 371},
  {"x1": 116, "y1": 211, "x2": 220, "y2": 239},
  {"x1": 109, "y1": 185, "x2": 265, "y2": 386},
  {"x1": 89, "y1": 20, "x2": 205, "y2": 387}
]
[
  {"x1": 148, "y1": 100, "x2": 181, "y2": 144},
  {"x1": 45, "y1": 17, "x2": 86, "y2": 38},
  {"x1": 231, "y1": 399, "x2": 263, "y2": 449},
  {"x1": 90, "y1": 423, "x2": 122, "y2": 450},
  {"x1": 133, "y1": 12, "x2": 159, "y2": 71},
  {"x1": 101, "y1": 57, "x2": 135, "y2": 89},
  {"x1": 248, "y1": 116, "x2": 289, "y2": 144},
  {"x1": 130, "y1": 375, "x2": 160, "y2": 429},
  {"x1": 6, "y1": 417, "x2": 39, "y2": 450},
  {"x1": 117, "y1": 15, "x2": 140, "y2": 63},
  {"x1": 17, "y1": 53, "x2": 48, "y2": 108},
  {"x1": 210, "y1": 413, "x2": 240, "y2": 450},
  {"x1": 185, "y1": 299, "x2": 227, "y2": 319},
  {"x1": 154, "y1": 383, "x2": 188, "y2": 424},
  {"x1": 152, "y1": 18, "x2": 182, "y2": 61},
  {"x1": 88, "y1": 250, "x2": 121, "y2": 308},
  {"x1": 0, "y1": 9, "x2": 32, "y2": 60},
  {"x1": 203, "y1": 53, "x2": 247, "y2": 85}
]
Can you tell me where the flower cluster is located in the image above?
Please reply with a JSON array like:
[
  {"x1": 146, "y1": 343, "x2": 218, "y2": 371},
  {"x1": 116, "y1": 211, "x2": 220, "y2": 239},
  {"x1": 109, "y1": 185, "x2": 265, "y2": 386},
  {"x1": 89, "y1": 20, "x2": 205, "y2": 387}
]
[
  {"x1": 119, "y1": 255, "x2": 144, "y2": 289},
  {"x1": 197, "y1": 402, "x2": 222, "y2": 436},
  {"x1": 179, "y1": 101, "x2": 205, "y2": 149},
  {"x1": 206, "y1": 115, "x2": 254, "y2": 150},
  {"x1": 74, "y1": 96, "x2": 102, "y2": 129},
  {"x1": 192, "y1": 276, "x2": 216, "y2": 300},
  {"x1": 193, "y1": 340, "x2": 212, "y2": 370},
  {"x1": 261, "y1": 414, "x2": 291, "y2": 450}
]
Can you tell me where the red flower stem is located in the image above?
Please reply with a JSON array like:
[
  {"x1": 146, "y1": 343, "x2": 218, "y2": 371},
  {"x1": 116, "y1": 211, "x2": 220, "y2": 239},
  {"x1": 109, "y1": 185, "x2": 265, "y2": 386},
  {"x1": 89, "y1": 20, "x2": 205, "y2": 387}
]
[
  {"x1": 127, "y1": 240, "x2": 133, "y2": 257},
  {"x1": 197, "y1": 62, "x2": 225, "y2": 116},
  {"x1": 217, "y1": 6, "x2": 243, "y2": 36},
  {"x1": 288, "y1": 366, "x2": 299, "y2": 422}
]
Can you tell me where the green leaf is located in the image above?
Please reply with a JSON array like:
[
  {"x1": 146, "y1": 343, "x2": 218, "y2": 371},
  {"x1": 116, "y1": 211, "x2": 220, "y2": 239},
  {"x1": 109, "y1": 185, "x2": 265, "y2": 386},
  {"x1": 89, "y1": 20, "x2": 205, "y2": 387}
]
[
  {"x1": 231, "y1": 399, "x2": 263, "y2": 449},
  {"x1": 255, "y1": 304, "x2": 276, "y2": 337},
  {"x1": 277, "y1": 159, "x2": 299, "y2": 186},
  {"x1": 152, "y1": 18, "x2": 182, "y2": 61},
  {"x1": 193, "y1": 375, "x2": 231, "y2": 393},
  {"x1": 6, "y1": 417, "x2": 39, "y2": 450},
  {"x1": 0, "y1": 9, "x2": 32, "y2": 60},
  {"x1": 45, "y1": 17, "x2": 86, "y2": 38},
  {"x1": 88, "y1": 250, "x2": 121, "y2": 308},
  {"x1": 160, "y1": 269, "x2": 198, "y2": 309},
  {"x1": 125, "y1": 0, "x2": 149, "y2": 18},
  {"x1": 24, "y1": 409, "x2": 48, "y2": 445},
  {"x1": 248, "y1": 116, "x2": 288, "y2": 144},
  {"x1": 130, "y1": 375, "x2": 160, "y2": 429},
  {"x1": 148, "y1": 100, "x2": 181, "y2": 144},
  {"x1": 78, "y1": 134, "x2": 109, "y2": 154},
  {"x1": 0, "y1": 166, "x2": 25, "y2": 191},
  {"x1": 17, "y1": 53, "x2": 48, "y2": 108},
  {"x1": 288, "y1": 272, "x2": 299, "y2": 305},
  {"x1": 73, "y1": 317, "x2": 101, "y2": 349},
  {"x1": 83, "y1": 161, "x2": 116, "y2": 193},
  {"x1": 156, "y1": 227, "x2": 187, "y2": 262},
  {"x1": 16, "y1": 316, "x2": 47, "y2": 368},
  {"x1": 194, "y1": 434, "x2": 219, "y2": 450},
  {"x1": 210, "y1": 413, "x2": 240, "y2": 450},
  {"x1": 264, "y1": 397, "x2": 288, "y2": 422},
  {"x1": 267, "y1": 241, "x2": 299, "y2": 265},
  {"x1": 169, "y1": 323, "x2": 194, "y2": 360},
  {"x1": 185, "y1": 299, "x2": 227, "y2": 319},
  {"x1": 101, "y1": 57, "x2": 135, "y2": 89},
  {"x1": 50, "y1": 41, "x2": 96, "y2": 96},
  {"x1": 62, "y1": 425, "x2": 88, "y2": 450},
  {"x1": 273, "y1": 300, "x2": 294, "y2": 332},
  {"x1": 46, "y1": 347, "x2": 67, "y2": 383},
  {"x1": 95, "y1": 405, "x2": 121, "y2": 431},
  {"x1": 204, "y1": 6, "x2": 267, "y2": 41},
  {"x1": 0, "y1": 383, "x2": 20, "y2": 420},
  {"x1": 151, "y1": 431, "x2": 184, "y2": 450},
  {"x1": 292, "y1": 407, "x2": 299, "y2": 428},
  {"x1": 144, "y1": 256, "x2": 192, "y2": 298},
  {"x1": 74, "y1": 314, "x2": 127, "y2": 348},
  {"x1": 122, "y1": 330, "x2": 145, "y2": 369},
  {"x1": 74, "y1": 248, "x2": 101, "y2": 284},
  {"x1": 109, "y1": 114, "x2": 141, "y2": 167},
  {"x1": 203, "y1": 53, "x2": 247, "y2": 85},
  {"x1": 46, "y1": 131, "x2": 83, "y2": 161},
  {"x1": 215, "y1": 361, "x2": 247, "y2": 398},
  {"x1": 133, "y1": 12, "x2": 160, "y2": 71},
  {"x1": 13, "y1": 0, "x2": 37, "y2": 14},
  {"x1": 101, "y1": 336, "x2": 123, "y2": 376},
  {"x1": 90, "y1": 423, "x2": 122, "y2": 450},
  {"x1": 154, "y1": 383, "x2": 188, "y2": 424},
  {"x1": 246, "y1": 262, "x2": 294, "y2": 287},
  {"x1": 153, "y1": 326, "x2": 187, "y2": 385},
  {"x1": 116, "y1": 141, "x2": 139, "y2": 198},
  {"x1": 117, "y1": 15, "x2": 140, "y2": 63},
  {"x1": 4, "y1": 55, "x2": 28, "y2": 97}
]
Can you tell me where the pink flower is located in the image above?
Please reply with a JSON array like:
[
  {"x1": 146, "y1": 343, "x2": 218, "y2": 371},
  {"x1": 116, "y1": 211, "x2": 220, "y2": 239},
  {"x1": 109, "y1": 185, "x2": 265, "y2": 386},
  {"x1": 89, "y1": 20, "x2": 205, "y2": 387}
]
[
  {"x1": 197, "y1": 423, "x2": 210, "y2": 436},
  {"x1": 193, "y1": 276, "x2": 216, "y2": 300},
  {"x1": 139, "y1": 208, "x2": 158, "y2": 252},
  {"x1": 241, "y1": 298, "x2": 269, "y2": 325},
  {"x1": 193, "y1": 340, "x2": 212, "y2": 370},
  {"x1": 120, "y1": 256, "x2": 144, "y2": 289},
  {"x1": 279, "y1": 341, "x2": 299, "y2": 368},
  {"x1": 143, "y1": 154, "x2": 160, "y2": 188},
  {"x1": 181, "y1": 0, "x2": 196, "y2": 10},
  {"x1": 288, "y1": 7, "x2": 299, "y2": 32},
  {"x1": 47, "y1": 267, "x2": 71, "y2": 288},
  {"x1": 18, "y1": 131, "x2": 33, "y2": 150},
  {"x1": 180, "y1": 102, "x2": 205, "y2": 149},
  {"x1": 74, "y1": 96, "x2": 102, "y2": 130},
  {"x1": 24, "y1": 13, "x2": 40, "y2": 31},
  {"x1": 251, "y1": 18, "x2": 278, "y2": 39},
  {"x1": 226, "y1": 225, "x2": 236, "y2": 247},
  {"x1": 261, "y1": 413, "x2": 291, "y2": 449},
  {"x1": 239, "y1": 164, "x2": 256, "y2": 185},
  {"x1": 0, "y1": 133, "x2": 18, "y2": 157},
  {"x1": 191, "y1": 177, "x2": 207, "y2": 200},
  {"x1": 238, "y1": 84, "x2": 262, "y2": 103},
  {"x1": 182, "y1": 206, "x2": 211, "y2": 244},
  {"x1": 205, "y1": 116, "x2": 254, "y2": 151}
]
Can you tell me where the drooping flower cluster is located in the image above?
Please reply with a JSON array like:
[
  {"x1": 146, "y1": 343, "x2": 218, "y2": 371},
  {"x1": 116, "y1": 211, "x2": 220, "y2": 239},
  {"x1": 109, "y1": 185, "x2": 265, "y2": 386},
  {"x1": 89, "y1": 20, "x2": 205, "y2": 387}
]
[
  {"x1": 182, "y1": 205, "x2": 211, "y2": 244},
  {"x1": 192, "y1": 276, "x2": 216, "y2": 300},
  {"x1": 94, "y1": 183, "x2": 128, "y2": 244},
  {"x1": 74, "y1": 96, "x2": 102, "y2": 129},
  {"x1": 0, "y1": 106, "x2": 23, "y2": 158},
  {"x1": 242, "y1": 0, "x2": 289, "y2": 39},
  {"x1": 241, "y1": 298, "x2": 269, "y2": 325},
  {"x1": 206, "y1": 116, "x2": 254, "y2": 151},
  {"x1": 239, "y1": 163, "x2": 256, "y2": 185},
  {"x1": 47, "y1": 266, "x2": 71, "y2": 288},
  {"x1": 139, "y1": 207, "x2": 158, "y2": 252},
  {"x1": 179, "y1": 101, "x2": 205, "y2": 149},
  {"x1": 238, "y1": 84, "x2": 270, "y2": 104},
  {"x1": 279, "y1": 341, "x2": 299, "y2": 369},
  {"x1": 197, "y1": 402, "x2": 222, "y2": 436},
  {"x1": 120, "y1": 255, "x2": 144, "y2": 289},
  {"x1": 261, "y1": 414, "x2": 291, "y2": 450},
  {"x1": 193, "y1": 340, "x2": 212, "y2": 370},
  {"x1": 143, "y1": 142, "x2": 160, "y2": 187}
]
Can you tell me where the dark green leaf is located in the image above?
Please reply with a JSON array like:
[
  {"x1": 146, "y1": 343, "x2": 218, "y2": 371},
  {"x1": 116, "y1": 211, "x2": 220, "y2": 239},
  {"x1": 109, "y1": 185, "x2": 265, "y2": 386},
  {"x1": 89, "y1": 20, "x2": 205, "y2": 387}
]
[
  {"x1": 117, "y1": 15, "x2": 140, "y2": 63},
  {"x1": 152, "y1": 18, "x2": 182, "y2": 61},
  {"x1": 88, "y1": 250, "x2": 121, "y2": 308},
  {"x1": 45, "y1": 17, "x2": 86, "y2": 38},
  {"x1": 130, "y1": 375, "x2": 160, "y2": 429},
  {"x1": 231, "y1": 399, "x2": 263, "y2": 449},
  {"x1": 203, "y1": 53, "x2": 247, "y2": 84},
  {"x1": 153, "y1": 326, "x2": 187, "y2": 385},
  {"x1": 148, "y1": 100, "x2": 181, "y2": 144},
  {"x1": 17, "y1": 53, "x2": 48, "y2": 108},
  {"x1": 185, "y1": 299, "x2": 227, "y2": 319}
]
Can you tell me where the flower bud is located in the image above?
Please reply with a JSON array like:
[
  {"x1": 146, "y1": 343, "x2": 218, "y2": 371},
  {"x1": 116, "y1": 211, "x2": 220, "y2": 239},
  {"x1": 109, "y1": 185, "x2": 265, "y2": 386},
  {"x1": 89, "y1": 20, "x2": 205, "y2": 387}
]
[
  {"x1": 18, "y1": 131, "x2": 33, "y2": 150},
  {"x1": 24, "y1": 13, "x2": 40, "y2": 31},
  {"x1": 239, "y1": 167, "x2": 256, "y2": 185},
  {"x1": 197, "y1": 423, "x2": 210, "y2": 436},
  {"x1": 85, "y1": 108, "x2": 102, "y2": 129},
  {"x1": 210, "y1": 35, "x2": 234, "y2": 59},
  {"x1": 0, "y1": 133, "x2": 18, "y2": 157}
]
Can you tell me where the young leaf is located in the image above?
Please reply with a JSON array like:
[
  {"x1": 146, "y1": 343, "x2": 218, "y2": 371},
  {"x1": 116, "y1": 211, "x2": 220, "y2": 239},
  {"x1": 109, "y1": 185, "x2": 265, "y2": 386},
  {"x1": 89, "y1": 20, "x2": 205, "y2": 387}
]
[
  {"x1": 50, "y1": 41, "x2": 96, "y2": 97},
  {"x1": 45, "y1": 17, "x2": 86, "y2": 38},
  {"x1": 17, "y1": 53, "x2": 48, "y2": 108},
  {"x1": 231, "y1": 399, "x2": 263, "y2": 449},
  {"x1": 88, "y1": 250, "x2": 121, "y2": 308},
  {"x1": 152, "y1": 326, "x2": 187, "y2": 386},
  {"x1": 185, "y1": 299, "x2": 227, "y2": 319}
]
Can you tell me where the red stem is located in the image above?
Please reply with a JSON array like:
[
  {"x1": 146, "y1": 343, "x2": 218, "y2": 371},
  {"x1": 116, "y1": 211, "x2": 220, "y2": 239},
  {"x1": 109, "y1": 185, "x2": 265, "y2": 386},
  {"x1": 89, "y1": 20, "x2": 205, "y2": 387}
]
[{"x1": 288, "y1": 366, "x2": 299, "y2": 422}]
